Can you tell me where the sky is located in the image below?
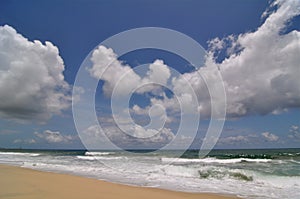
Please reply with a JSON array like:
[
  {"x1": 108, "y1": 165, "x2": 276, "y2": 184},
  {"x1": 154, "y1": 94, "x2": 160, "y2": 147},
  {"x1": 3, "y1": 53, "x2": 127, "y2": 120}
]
[{"x1": 0, "y1": 0, "x2": 299, "y2": 149}]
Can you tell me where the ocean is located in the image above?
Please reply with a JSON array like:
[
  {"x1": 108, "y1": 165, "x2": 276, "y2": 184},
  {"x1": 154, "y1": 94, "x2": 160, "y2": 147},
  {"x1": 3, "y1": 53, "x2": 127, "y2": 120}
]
[{"x1": 0, "y1": 148, "x2": 299, "y2": 199}]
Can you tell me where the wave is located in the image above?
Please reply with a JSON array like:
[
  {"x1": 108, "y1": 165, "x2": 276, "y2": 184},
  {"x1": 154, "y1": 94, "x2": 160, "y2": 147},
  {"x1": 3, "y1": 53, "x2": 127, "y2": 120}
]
[
  {"x1": 161, "y1": 157, "x2": 272, "y2": 164},
  {"x1": 0, "y1": 152, "x2": 40, "y2": 157},
  {"x1": 213, "y1": 153, "x2": 273, "y2": 159},
  {"x1": 77, "y1": 155, "x2": 123, "y2": 161},
  {"x1": 288, "y1": 159, "x2": 300, "y2": 165},
  {"x1": 85, "y1": 151, "x2": 115, "y2": 156},
  {"x1": 162, "y1": 165, "x2": 254, "y2": 181},
  {"x1": 277, "y1": 152, "x2": 300, "y2": 157},
  {"x1": 198, "y1": 169, "x2": 254, "y2": 181},
  {"x1": 76, "y1": 156, "x2": 97, "y2": 160}
]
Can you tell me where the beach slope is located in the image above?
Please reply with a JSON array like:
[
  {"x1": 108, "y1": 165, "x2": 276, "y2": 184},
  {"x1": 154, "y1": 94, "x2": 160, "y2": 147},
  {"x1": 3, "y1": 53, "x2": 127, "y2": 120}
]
[{"x1": 0, "y1": 164, "x2": 239, "y2": 199}]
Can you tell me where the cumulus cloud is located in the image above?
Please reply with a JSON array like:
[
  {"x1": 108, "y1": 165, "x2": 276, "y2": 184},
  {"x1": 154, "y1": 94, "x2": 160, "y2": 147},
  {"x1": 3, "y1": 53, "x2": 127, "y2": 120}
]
[
  {"x1": 88, "y1": 46, "x2": 177, "y2": 142},
  {"x1": 216, "y1": 133, "x2": 259, "y2": 146},
  {"x1": 81, "y1": 124, "x2": 174, "y2": 149},
  {"x1": 132, "y1": 104, "x2": 149, "y2": 115},
  {"x1": 85, "y1": 0, "x2": 299, "y2": 146},
  {"x1": 0, "y1": 25, "x2": 71, "y2": 122},
  {"x1": 138, "y1": 0, "x2": 300, "y2": 119},
  {"x1": 216, "y1": 132, "x2": 280, "y2": 146},
  {"x1": 290, "y1": 125, "x2": 299, "y2": 132},
  {"x1": 91, "y1": 0, "x2": 300, "y2": 120},
  {"x1": 262, "y1": 132, "x2": 279, "y2": 142},
  {"x1": 205, "y1": 0, "x2": 300, "y2": 117},
  {"x1": 220, "y1": 135, "x2": 249, "y2": 143},
  {"x1": 131, "y1": 103, "x2": 173, "y2": 125},
  {"x1": 289, "y1": 125, "x2": 300, "y2": 139},
  {"x1": 89, "y1": 45, "x2": 171, "y2": 97},
  {"x1": 34, "y1": 130, "x2": 75, "y2": 143},
  {"x1": 13, "y1": 138, "x2": 36, "y2": 144}
]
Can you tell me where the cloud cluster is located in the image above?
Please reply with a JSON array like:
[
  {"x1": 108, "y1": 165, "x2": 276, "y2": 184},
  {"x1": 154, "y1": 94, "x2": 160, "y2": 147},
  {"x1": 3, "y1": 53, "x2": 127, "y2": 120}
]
[
  {"x1": 261, "y1": 132, "x2": 279, "y2": 142},
  {"x1": 220, "y1": 135, "x2": 250, "y2": 143},
  {"x1": 217, "y1": 132, "x2": 280, "y2": 146},
  {"x1": 88, "y1": 46, "x2": 177, "y2": 145},
  {"x1": 289, "y1": 125, "x2": 300, "y2": 139},
  {"x1": 207, "y1": 0, "x2": 300, "y2": 116},
  {"x1": 89, "y1": 46, "x2": 170, "y2": 97},
  {"x1": 12, "y1": 130, "x2": 76, "y2": 145},
  {"x1": 155, "y1": 0, "x2": 300, "y2": 118},
  {"x1": 216, "y1": 133, "x2": 258, "y2": 146},
  {"x1": 0, "y1": 25, "x2": 71, "y2": 122},
  {"x1": 170, "y1": 0, "x2": 300, "y2": 118},
  {"x1": 13, "y1": 138, "x2": 36, "y2": 144},
  {"x1": 34, "y1": 130, "x2": 75, "y2": 143},
  {"x1": 90, "y1": 0, "x2": 300, "y2": 121},
  {"x1": 80, "y1": 124, "x2": 174, "y2": 149},
  {"x1": 86, "y1": 0, "x2": 300, "y2": 145}
]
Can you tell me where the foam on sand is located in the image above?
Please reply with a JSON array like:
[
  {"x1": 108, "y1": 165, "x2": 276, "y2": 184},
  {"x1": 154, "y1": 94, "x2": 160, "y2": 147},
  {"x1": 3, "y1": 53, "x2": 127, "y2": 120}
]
[{"x1": 0, "y1": 164, "x2": 237, "y2": 199}]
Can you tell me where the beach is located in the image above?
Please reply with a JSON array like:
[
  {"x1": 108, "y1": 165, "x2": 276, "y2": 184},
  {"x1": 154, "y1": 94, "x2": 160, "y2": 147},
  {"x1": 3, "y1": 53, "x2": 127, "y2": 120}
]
[
  {"x1": 0, "y1": 164, "x2": 238, "y2": 199},
  {"x1": 0, "y1": 149, "x2": 299, "y2": 198}
]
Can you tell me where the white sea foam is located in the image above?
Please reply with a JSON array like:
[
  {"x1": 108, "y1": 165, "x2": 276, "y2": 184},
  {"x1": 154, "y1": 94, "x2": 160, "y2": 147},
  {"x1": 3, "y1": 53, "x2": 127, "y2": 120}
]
[
  {"x1": 77, "y1": 155, "x2": 123, "y2": 161},
  {"x1": 85, "y1": 151, "x2": 114, "y2": 156},
  {"x1": 161, "y1": 165, "x2": 200, "y2": 178},
  {"x1": 161, "y1": 157, "x2": 272, "y2": 164},
  {"x1": 0, "y1": 152, "x2": 40, "y2": 157},
  {"x1": 76, "y1": 156, "x2": 97, "y2": 160},
  {"x1": 1, "y1": 150, "x2": 300, "y2": 199},
  {"x1": 289, "y1": 159, "x2": 300, "y2": 164}
]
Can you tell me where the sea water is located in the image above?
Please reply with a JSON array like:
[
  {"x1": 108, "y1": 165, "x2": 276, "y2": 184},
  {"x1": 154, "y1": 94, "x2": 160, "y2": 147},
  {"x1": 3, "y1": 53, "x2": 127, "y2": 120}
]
[{"x1": 0, "y1": 148, "x2": 299, "y2": 199}]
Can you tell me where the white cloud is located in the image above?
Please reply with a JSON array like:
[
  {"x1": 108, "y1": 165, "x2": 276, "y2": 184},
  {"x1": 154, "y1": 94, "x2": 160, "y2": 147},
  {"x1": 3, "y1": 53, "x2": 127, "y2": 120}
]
[
  {"x1": 207, "y1": 37, "x2": 225, "y2": 55},
  {"x1": 221, "y1": 135, "x2": 249, "y2": 143},
  {"x1": 217, "y1": 134, "x2": 257, "y2": 146},
  {"x1": 290, "y1": 125, "x2": 299, "y2": 132},
  {"x1": 83, "y1": 0, "x2": 299, "y2": 149},
  {"x1": 89, "y1": 46, "x2": 141, "y2": 97},
  {"x1": 91, "y1": 0, "x2": 300, "y2": 120},
  {"x1": 262, "y1": 132, "x2": 279, "y2": 142},
  {"x1": 34, "y1": 130, "x2": 75, "y2": 143},
  {"x1": 105, "y1": 123, "x2": 174, "y2": 145},
  {"x1": 0, "y1": 25, "x2": 71, "y2": 122},
  {"x1": 132, "y1": 104, "x2": 149, "y2": 115},
  {"x1": 149, "y1": 0, "x2": 300, "y2": 118},
  {"x1": 289, "y1": 125, "x2": 300, "y2": 139},
  {"x1": 137, "y1": 60, "x2": 171, "y2": 93},
  {"x1": 145, "y1": 60, "x2": 171, "y2": 84},
  {"x1": 80, "y1": 123, "x2": 175, "y2": 149},
  {"x1": 217, "y1": 133, "x2": 279, "y2": 146},
  {"x1": 89, "y1": 45, "x2": 171, "y2": 97},
  {"x1": 13, "y1": 138, "x2": 36, "y2": 144},
  {"x1": 88, "y1": 46, "x2": 176, "y2": 146},
  {"x1": 207, "y1": 0, "x2": 300, "y2": 117},
  {"x1": 131, "y1": 103, "x2": 173, "y2": 125}
]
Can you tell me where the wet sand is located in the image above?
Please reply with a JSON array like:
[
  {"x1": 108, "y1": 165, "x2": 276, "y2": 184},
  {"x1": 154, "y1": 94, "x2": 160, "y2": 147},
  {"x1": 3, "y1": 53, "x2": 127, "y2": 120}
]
[{"x1": 0, "y1": 164, "x2": 239, "y2": 199}]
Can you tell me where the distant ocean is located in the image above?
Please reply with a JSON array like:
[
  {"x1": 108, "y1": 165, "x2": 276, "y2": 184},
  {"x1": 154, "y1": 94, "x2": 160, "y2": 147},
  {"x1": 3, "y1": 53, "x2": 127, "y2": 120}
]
[{"x1": 0, "y1": 148, "x2": 299, "y2": 199}]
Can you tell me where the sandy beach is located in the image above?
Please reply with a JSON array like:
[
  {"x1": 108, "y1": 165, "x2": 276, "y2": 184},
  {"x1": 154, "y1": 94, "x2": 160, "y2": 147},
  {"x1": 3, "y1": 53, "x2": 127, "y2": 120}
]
[{"x1": 0, "y1": 164, "x2": 239, "y2": 199}]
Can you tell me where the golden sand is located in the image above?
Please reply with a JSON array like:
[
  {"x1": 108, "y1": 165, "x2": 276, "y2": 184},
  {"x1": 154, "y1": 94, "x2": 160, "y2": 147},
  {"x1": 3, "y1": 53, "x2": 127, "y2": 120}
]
[{"x1": 0, "y1": 164, "x2": 239, "y2": 199}]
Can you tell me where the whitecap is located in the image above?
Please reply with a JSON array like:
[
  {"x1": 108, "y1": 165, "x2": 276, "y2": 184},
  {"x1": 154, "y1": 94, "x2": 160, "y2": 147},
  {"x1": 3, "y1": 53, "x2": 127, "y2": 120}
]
[{"x1": 85, "y1": 151, "x2": 115, "y2": 156}]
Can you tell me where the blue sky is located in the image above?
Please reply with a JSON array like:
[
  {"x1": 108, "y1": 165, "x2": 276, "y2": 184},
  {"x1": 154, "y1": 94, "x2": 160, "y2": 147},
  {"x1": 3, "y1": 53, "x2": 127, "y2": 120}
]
[{"x1": 0, "y1": 0, "x2": 299, "y2": 149}]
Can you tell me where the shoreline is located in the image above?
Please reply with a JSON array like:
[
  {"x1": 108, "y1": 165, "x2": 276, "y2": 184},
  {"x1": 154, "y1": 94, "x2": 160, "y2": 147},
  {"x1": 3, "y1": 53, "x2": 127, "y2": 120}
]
[{"x1": 0, "y1": 164, "x2": 240, "y2": 199}]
